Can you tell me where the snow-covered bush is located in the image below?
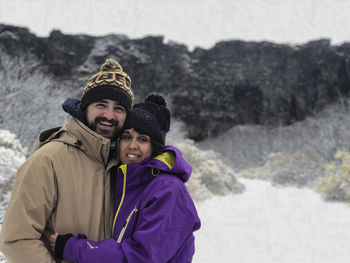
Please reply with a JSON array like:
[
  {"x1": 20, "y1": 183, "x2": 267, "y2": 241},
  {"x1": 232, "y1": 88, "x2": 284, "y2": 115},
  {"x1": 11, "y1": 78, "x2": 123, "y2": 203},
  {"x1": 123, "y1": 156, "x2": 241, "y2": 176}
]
[
  {"x1": 0, "y1": 129, "x2": 27, "y2": 166},
  {"x1": 173, "y1": 139, "x2": 245, "y2": 201},
  {"x1": 237, "y1": 151, "x2": 326, "y2": 188},
  {"x1": 0, "y1": 52, "x2": 69, "y2": 149},
  {"x1": 166, "y1": 121, "x2": 245, "y2": 201},
  {"x1": 200, "y1": 99, "x2": 350, "y2": 172},
  {"x1": 0, "y1": 130, "x2": 27, "y2": 262},
  {"x1": 316, "y1": 151, "x2": 350, "y2": 202},
  {"x1": 0, "y1": 129, "x2": 27, "y2": 222}
]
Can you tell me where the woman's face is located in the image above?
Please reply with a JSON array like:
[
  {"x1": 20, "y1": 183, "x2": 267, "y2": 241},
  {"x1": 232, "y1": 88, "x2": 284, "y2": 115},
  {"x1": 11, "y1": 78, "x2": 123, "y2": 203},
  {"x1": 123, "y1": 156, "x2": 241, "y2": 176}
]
[{"x1": 119, "y1": 128, "x2": 153, "y2": 164}]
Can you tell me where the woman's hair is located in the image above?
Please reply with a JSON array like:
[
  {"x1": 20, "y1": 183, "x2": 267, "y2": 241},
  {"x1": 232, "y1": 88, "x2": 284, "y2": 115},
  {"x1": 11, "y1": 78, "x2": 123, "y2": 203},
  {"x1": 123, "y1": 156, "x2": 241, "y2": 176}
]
[
  {"x1": 131, "y1": 127, "x2": 165, "y2": 156},
  {"x1": 151, "y1": 139, "x2": 165, "y2": 156}
]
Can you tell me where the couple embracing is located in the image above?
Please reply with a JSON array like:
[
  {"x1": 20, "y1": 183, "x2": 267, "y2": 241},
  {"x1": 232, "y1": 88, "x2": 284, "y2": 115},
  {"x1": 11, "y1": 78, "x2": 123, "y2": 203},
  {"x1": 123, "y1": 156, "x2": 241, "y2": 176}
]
[{"x1": 0, "y1": 59, "x2": 201, "y2": 263}]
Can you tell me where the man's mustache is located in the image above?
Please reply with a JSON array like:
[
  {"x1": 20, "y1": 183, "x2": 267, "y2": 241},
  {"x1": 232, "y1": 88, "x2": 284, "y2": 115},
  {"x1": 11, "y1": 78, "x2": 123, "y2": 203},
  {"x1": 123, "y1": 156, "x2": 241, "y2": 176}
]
[{"x1": 95, "y1": 117, "x2": 118, "y2": 126}]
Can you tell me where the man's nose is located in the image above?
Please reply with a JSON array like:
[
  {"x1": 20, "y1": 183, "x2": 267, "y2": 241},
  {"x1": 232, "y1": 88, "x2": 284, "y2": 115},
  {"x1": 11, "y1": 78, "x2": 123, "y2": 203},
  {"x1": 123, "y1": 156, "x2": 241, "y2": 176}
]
[{"x1": 103, "y1": 106, "x2": 115, "y2": 120}]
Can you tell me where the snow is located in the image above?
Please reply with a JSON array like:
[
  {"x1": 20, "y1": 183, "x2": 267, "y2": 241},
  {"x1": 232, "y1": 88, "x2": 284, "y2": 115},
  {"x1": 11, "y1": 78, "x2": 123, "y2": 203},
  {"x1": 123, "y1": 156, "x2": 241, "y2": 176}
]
[
  {"x1": 191, "y1": 101, "x2": 350, "y2": 262},
  {"x1": 2, "y1": 172, "x2": 350, "y2": 263},
  {"x1": 1, "y1": 1, "x2": 350, "y2": 261},
  {"x1": 194, "y1": 178, "x2": 350, "y2": 263}
]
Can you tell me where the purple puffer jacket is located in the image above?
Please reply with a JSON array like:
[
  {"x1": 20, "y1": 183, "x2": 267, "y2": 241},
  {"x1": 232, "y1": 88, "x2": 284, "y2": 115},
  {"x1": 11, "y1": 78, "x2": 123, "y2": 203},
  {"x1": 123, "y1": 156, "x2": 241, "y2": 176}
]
[{"x1": 62, "y1": 145, "x2": 201, "y2": 263}]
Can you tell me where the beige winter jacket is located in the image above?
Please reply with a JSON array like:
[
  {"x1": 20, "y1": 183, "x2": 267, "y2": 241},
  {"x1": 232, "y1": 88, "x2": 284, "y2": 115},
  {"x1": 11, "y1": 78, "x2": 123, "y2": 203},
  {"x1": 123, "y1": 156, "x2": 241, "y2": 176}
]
[{"x1": 0, "y1": 118, "x2": 118, "y2": 263}]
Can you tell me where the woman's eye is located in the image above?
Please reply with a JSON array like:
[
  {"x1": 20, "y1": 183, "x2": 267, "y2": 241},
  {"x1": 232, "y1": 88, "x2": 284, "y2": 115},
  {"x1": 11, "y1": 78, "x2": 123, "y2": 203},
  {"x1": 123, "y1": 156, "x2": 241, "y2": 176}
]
[
  {"x1": 139, "y1": 137, "x2": 149, "y2": 142},
  {"x1": 121, "y1": 134, "x2": 131, "y2": 140}
]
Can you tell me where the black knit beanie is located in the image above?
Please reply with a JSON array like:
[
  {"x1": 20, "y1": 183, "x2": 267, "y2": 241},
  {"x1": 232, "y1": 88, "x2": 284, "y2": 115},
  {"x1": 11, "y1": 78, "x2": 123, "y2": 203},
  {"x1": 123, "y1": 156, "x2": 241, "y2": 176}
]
[
  {"x1": 123, "y1": 94, "x2": 170, "y2": 145},
  {"x1": 81, "y1": 58, "x2": 134, "y2": 111}
]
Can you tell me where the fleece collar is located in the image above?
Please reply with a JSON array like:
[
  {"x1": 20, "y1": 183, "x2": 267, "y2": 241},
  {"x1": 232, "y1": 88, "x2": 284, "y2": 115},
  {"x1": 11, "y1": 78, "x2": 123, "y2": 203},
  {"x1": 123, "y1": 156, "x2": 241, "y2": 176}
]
[{"x1": 117, "y1": 146, "x2": 192, "y2": 190}]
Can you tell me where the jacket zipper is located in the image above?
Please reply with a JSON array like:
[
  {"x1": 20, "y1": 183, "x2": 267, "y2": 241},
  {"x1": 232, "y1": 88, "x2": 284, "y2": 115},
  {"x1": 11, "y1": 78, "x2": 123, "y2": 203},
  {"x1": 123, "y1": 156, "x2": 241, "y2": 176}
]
[
  {"x1": 112, "y1": 165, "x2": 127, "y2": 234},
  {"x1": 117, "y1": 207, "x2": 139, "y2": 243}
]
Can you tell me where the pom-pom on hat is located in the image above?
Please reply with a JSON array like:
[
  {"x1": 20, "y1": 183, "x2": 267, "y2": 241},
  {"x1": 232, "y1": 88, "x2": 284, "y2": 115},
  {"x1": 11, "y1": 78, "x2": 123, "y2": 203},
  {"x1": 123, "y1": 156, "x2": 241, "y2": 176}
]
[
  {"x1": 81, "y1": 58, "x2": 134, "y2": 111},
  {"x1": 124, "y1": 94, "x2": 170, "y2": 145}
]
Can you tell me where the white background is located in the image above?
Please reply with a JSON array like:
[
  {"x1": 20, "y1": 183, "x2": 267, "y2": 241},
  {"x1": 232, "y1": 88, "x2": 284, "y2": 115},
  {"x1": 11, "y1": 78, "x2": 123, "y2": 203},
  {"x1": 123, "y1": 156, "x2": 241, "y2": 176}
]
[{"x1": 1, "y1": 0, "x2": 350, "y2": 50}]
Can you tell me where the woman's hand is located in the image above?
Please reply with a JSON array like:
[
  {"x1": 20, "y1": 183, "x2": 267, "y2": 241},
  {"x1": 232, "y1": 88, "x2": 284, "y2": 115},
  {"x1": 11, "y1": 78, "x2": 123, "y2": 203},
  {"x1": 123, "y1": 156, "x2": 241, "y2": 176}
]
[{"x1": 49, "y1": 232, "x2": 59, "y2": 254}]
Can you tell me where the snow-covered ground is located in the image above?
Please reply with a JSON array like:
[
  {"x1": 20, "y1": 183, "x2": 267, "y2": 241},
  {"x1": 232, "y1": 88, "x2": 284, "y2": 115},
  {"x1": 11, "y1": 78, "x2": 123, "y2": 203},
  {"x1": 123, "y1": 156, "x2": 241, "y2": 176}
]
[
  {"x1": 194, "y1": 178, "x2": 350, "y2": 263},
  {"x1": 2, "y1": 178, "x2": 350, "y2": 263}
]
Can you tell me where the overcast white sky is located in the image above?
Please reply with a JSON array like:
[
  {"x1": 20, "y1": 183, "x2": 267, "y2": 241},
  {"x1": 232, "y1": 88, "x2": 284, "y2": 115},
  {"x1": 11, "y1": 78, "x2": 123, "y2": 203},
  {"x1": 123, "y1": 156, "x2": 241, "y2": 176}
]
[{"x1": 1, "y1": 0, "x2": 350, "y2": 49}]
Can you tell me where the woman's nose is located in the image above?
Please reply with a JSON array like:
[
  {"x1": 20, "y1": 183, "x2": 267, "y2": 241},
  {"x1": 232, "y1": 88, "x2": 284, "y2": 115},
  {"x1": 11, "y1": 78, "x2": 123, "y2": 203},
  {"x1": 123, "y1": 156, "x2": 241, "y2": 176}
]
[{"x1": 129, "y1": 139, "x2": 138, "y2": 149}]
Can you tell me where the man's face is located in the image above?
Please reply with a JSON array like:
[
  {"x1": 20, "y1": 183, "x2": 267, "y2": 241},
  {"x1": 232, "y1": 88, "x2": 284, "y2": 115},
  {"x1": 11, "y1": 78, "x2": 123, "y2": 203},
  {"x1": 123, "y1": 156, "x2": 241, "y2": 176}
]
[{"x1": 86, "y1": 99, "x2": 127, "y2": 139}]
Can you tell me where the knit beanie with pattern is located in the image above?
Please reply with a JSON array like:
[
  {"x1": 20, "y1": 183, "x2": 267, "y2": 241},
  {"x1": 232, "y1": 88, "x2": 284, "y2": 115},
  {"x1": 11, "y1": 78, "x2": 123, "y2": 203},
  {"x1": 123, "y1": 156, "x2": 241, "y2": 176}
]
[
  {"x1": 124, "y1": 94, "x2": 170, "y2": 145},
  {"x1": 81, "y1": 58, "x2": 134, "y2": 111}
]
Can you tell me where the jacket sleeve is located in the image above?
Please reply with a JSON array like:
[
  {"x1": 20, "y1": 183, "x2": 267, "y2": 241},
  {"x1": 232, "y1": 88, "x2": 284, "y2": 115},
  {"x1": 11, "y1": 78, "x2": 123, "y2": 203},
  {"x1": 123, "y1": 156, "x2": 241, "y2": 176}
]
[
  {"x1": 62, "y1": 177, "x2": 200, "y2": 263},
  {"x1": 0, "y1": 153, "x2": 57, "y2": 263}
]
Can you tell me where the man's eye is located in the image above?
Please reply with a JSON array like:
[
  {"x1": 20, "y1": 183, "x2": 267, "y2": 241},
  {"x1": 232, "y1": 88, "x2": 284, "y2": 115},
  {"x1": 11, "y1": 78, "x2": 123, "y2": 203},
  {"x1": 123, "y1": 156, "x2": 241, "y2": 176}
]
[
  {"x1": 96, "y1": 103, "x2": 106, "y2": 108},
  {"x1": 114, "y1": 106, "x2": 125, "y2": 112}
]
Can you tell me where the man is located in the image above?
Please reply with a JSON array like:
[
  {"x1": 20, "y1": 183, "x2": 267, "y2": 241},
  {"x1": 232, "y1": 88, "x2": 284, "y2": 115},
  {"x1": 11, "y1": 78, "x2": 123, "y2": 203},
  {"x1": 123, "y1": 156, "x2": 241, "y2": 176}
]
[{"x1": 0, "y1": 58, "x2": 134, "y2": 262}]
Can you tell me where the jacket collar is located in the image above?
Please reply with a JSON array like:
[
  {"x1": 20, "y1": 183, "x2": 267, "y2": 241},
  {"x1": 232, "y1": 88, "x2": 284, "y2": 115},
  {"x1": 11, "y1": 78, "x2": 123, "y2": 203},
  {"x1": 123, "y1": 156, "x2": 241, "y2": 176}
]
[
  {"x1": 35, "y1": 118, "x2": 117, "y2": 166},
  {"x1": 117, "y1": 161, "x2": 154, "y2": 190},
  {"x1": 65, "y1": 118, "x2": 115, "y2": 166},
  {"x1": 117, "y1": 147, "x2": 192, "y2": 190}
]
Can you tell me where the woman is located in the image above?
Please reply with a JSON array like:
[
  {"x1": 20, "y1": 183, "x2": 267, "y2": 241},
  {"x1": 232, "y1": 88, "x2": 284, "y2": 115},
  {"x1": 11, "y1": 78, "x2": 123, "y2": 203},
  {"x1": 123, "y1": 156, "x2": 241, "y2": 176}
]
[{"x1": 50, "y1": 94, "x2": 201, "y2": 262}]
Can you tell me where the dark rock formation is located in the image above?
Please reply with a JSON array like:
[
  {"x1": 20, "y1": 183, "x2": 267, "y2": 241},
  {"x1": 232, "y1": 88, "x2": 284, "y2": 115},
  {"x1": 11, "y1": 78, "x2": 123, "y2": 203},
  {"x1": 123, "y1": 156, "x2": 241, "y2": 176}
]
[{"x1": 1, "y1": 23, "x2": 349, "y2": 145}]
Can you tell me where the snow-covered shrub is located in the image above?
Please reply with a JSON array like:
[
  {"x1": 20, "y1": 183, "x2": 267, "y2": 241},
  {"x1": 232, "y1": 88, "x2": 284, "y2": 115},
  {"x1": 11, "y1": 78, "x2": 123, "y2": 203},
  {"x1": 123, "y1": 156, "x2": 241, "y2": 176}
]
[
  {"x1": 173, "y1": 139, "x2": 245, "y2": 201},
  {"x1": 166, "y1": 120, "x2": 245, "y2": 201},
  {"x1": 200, "y1": 99, "x2": 350, "y2": 173},
  {"x1": 316, "y1": 151, "x2": 350, "y2": 202},
  {"x1": 0, "y1": 52, "x2": 69, "y2": 149},
  {"x1": 238, "y1": 151, "x2": 326, "y2": 188},
  {"x1": 0, "y1": 129, "x2": 27, "y2": 166},
  {"x1": 0, "y1": 130, "x2": 27, "y2": 262},
  {"x1": 0, "y1": 129, "x2": 27, "y2": 222},
  {"x1": 0, "y1": 253, "x2": 5, "y2": 263}
]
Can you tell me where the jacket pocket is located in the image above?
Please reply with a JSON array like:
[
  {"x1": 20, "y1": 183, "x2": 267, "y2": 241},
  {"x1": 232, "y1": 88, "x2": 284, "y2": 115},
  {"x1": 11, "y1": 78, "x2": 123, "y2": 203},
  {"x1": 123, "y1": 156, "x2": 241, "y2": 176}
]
[{"x1": 117, "y1": 206, "x2": 138, "y2": 243}]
